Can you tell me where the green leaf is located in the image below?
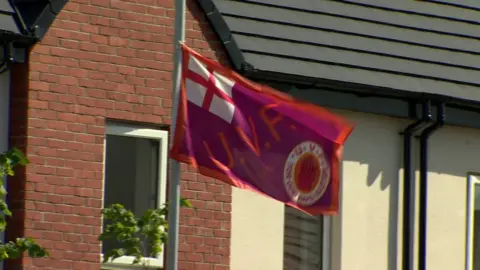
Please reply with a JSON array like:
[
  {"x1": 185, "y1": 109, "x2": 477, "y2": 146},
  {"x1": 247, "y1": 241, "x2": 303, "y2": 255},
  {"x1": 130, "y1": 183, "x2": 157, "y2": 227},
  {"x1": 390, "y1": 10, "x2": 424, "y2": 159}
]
[
  {"x1": 180, "y1": 198, "x2": 192, "y2": 208},
  {"x1": 0, "y1": 219, "x2": 7, "y2": 232},
  {"x1": 0, "y1": 148, "x2": 48, "y2": 261},
  {"x1": 0, "y1": 185, "x2": 7, "y2": 196},
  {"x1": 10, "y1": 148, "x2": 29, "y2": 166},
  {"x1": 100, "y1": 199, "x2": 192, "y2": 266},
  {"x1": 0, "y1": 201, "x2": 12, "y2": 216}
]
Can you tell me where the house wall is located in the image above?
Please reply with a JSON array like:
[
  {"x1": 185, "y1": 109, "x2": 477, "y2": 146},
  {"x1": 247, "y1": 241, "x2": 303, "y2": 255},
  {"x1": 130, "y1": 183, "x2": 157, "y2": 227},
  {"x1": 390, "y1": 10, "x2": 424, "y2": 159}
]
[
  {"x1": 0, "y1": 66, "x2": 9, "y2": 255},
  {"x1": 0, "y1": 66, "x2": 9, "y2": 256},
  {"x1": 6, "y1": 0, "x2": 478, "y2": 269},
  {"x1": 7, "y1": 1, "x2": 232, "y2": 269},
  {"x1": 0, "y1": 68, "x2": 9, "y2": 155},
  {"x1": 231, "y1": 108, "x2": 478, "y2": 270},
  {"x1": 231, "y1": 188, "x2": 285, "y2": 270}
]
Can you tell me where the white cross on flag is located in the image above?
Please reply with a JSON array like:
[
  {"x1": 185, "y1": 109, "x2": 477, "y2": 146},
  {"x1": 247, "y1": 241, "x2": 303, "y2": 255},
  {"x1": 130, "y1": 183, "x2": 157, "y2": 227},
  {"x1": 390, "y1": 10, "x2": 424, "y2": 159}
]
[{"x1": 184, "y1": 55, "x2": 236, "y2": 124}]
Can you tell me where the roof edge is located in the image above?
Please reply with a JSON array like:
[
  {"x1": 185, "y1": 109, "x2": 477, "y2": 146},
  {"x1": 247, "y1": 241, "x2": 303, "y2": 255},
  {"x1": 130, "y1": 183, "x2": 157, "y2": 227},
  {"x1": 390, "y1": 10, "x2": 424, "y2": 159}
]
[
  {"x1": 196, "y1": 0, "x2": 254, "y2": 73},
  {"x1": 30, "y1": 0, "x2": 69, "y2": 40},
  {"x1": 0, "y1": 0, "x2": 69, "y2": 65},
  {"x1": 11, "y1": 0, "x2": 69, "y2": 41},
  {"x1": 244, "y1": 69, "x2": 480, "y2": 110}
]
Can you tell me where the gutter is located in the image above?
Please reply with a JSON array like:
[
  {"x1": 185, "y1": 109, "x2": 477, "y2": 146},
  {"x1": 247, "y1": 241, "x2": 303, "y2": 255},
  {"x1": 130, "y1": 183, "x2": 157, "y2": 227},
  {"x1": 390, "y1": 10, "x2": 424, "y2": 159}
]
[
  {"x1": 418, "y1": 102, "x2": 445, "y2": 270},
  {"x1": 0, "y1": 42, "x2": 14, "y2": 74},
  {"x1": 401, "y1": 101, "x2": 431, "y2": 270},
  {"x1": 401, "y1": 100, "x2": 445, "y2": 270}
]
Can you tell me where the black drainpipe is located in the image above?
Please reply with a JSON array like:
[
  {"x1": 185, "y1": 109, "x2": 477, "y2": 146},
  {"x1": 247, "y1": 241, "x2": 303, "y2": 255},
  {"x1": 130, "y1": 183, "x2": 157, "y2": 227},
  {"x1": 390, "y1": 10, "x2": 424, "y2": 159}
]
[
  {"x1": 402, "y1": 101, "x2": 431, "y2": 270},
  {"x1": 418, "y1": 102, "x2": 445, "y2": 270}
]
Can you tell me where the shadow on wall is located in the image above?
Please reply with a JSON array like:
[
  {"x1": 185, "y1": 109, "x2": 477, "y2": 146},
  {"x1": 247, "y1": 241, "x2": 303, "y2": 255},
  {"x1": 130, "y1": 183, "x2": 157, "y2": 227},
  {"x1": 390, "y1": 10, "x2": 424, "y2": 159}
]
[
  {"x1": 341, "y1": 110, "x2": 403, "y2": 270},
  {"x1": 343, "y1": 114, "x2": 403, "y2": 190}
]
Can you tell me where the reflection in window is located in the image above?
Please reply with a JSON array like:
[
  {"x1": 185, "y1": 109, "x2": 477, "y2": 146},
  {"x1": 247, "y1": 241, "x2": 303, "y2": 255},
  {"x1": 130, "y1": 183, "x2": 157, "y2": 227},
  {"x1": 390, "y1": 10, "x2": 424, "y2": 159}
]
[
  {"x1": 283, "y1": 206, "x2": 323, "y2": 270},
  {"x1": 102, "y1": 135, "x2": 160, "y2": 256}
]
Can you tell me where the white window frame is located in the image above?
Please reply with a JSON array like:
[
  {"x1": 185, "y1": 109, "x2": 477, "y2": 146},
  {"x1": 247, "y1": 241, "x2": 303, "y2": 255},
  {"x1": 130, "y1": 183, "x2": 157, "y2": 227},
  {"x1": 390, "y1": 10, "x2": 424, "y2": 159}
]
[
  {"x1": 466, "y1": 173, "x2": 480, "y2": 270},
  {"x1": 322, "y1": 216, "x2": 332, "y2": 270},
  {"x1": 283, "y1": 209, "x2": 332, "y2": 270},
  {"x1": 101, "y1": 123, "x2": 169, "y2": 270}
]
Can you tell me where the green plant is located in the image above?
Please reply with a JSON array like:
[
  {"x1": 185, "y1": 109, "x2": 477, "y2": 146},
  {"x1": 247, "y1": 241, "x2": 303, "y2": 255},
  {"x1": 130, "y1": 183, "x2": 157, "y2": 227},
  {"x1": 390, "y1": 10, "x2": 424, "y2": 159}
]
[
  {"x1": 100, "y1": 198, "x2": 192, "y2": 269},
  {"x1": 0, "y1": 148, "x2": 48, "y2": 260}
]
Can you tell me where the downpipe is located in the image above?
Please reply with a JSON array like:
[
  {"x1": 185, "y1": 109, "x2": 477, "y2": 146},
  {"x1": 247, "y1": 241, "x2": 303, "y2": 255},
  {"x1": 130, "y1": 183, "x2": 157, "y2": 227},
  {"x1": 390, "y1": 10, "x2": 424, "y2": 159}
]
[
  {"x1": 418, "y1": 103, "x2": 445, "y2": 270},
  {"x1": 401, "y1": 101, "x2": 432, "y2": 270}
]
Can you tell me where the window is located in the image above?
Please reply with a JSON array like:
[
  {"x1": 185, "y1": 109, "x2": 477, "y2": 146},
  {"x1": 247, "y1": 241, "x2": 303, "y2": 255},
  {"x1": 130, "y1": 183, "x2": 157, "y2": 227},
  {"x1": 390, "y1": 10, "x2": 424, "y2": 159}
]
[
  {"x1": 283, "y1": 207, "x2": 330, "y2": 270},
  {"x1": 102, "y1": 123, "x2": 169, "y2": 269},
  {"x1": 467, "y1": 174, "x2": 480, "y2": 270}
]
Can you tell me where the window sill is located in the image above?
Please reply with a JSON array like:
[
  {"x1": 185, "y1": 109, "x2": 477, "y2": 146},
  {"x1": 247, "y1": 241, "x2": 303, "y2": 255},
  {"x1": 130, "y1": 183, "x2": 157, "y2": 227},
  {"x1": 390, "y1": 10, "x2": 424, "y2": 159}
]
[{"x1": 101, "y1": 255, "x2": 163, "y2": 270}]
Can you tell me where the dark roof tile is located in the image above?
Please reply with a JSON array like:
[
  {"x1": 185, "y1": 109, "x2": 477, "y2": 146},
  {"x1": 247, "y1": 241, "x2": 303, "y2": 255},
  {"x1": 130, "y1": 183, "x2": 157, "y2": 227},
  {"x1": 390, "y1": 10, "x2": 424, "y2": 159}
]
[{"x1": 198, "y1": 0, "x2": 480, "y2": 101}]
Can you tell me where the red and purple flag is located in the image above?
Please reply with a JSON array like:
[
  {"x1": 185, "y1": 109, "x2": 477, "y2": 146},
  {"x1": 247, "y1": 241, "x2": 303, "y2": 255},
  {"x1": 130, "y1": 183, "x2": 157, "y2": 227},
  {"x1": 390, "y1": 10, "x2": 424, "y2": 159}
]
[{"x1": 170, "y1": 44, "x2": 354, "y2": 215}]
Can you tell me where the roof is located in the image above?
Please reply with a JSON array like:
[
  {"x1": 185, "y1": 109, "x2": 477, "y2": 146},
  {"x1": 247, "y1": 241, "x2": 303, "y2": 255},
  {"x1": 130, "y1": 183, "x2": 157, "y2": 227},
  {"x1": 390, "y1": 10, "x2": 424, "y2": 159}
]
[
  {"x1": 0, "y1": 0, "x2": 27, "y2": 39},
  {"x1": 197, "y1": 0, "x2": 480, "y2": 102},
  {"x1": 13, "y1": 0, "x2": 69, "y2": 40},
  {"x1": 0, "y1": 0, "x2": 67, "y2": 63},
  {"x1": 0, "y1": 0, "x2": 68, "y2": 45}
]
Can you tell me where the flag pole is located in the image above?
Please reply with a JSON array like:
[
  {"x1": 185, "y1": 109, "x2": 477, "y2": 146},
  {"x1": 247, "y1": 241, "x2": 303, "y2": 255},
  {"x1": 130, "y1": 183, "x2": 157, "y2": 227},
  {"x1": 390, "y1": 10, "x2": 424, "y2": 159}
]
[{"x1": 167, "y1": 0, "x2": 185, "y2": 269}]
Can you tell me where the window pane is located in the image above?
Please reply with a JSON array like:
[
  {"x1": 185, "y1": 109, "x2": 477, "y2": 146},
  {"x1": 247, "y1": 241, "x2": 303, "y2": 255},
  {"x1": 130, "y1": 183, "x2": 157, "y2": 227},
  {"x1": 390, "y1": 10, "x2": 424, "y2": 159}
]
[
  {"x1": 474, "y1": 183, "x2": 480, "y2": 270},
  {"x1": 102, "y1": 134, "x2": 160, "y2": 256},
  {"x1": 284, "y1": 206, "x2": 323, "y2": 270}
]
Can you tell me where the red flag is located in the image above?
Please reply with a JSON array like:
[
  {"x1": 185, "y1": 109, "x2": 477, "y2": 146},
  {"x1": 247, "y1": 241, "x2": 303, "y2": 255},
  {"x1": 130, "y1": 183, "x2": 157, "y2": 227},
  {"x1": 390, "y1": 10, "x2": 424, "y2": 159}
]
[{"x1": 170, "y1": 44, "x2": 354, "y2": 215}]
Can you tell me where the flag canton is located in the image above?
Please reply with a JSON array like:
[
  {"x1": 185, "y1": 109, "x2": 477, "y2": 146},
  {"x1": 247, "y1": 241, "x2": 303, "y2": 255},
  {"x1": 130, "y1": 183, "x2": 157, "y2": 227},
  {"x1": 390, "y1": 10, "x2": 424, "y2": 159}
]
[{"x1": 185, "y1": 56, "x2": 236, "y2": 124}]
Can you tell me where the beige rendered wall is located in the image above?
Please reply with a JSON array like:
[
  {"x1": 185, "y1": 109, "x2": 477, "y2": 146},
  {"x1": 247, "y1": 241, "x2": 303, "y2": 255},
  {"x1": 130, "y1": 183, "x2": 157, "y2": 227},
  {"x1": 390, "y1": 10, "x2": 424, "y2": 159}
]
[
  {"x1": 334, "y1": 110, "x2": 405, "y2": 270},
  {"x1": 424, "y1": 125, "x2": 480, "y2": 270},
  {"x1": 230, "y1": 109, "x2": 477, "y2": 270},
  {"x1": 338, "y1": 113, "x2": 478, "y2": 270},
  {"x1": 230, "y1": 189, "x2": 285, "y2": 270}
]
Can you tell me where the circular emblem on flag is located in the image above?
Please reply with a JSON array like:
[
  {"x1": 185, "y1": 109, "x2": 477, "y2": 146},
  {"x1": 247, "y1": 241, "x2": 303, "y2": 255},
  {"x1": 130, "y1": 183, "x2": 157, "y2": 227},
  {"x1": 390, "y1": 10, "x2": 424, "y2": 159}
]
[{"x1": 283, "y1": 141, "x2": 330, "y2": 206}]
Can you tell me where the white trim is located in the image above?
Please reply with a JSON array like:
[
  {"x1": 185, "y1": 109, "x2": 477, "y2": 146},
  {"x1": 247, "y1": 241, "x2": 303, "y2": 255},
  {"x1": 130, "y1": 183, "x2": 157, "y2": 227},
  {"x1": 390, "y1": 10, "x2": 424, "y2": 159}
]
[
  {"x1": 101, "y1": 135, "x2": 107, "y2": 266},
  {"x1": 466, "y1": 174, "x2": 480, "y2": 270},
  {"x1": 322, "y1": 216, "x2": 332, "y2": 270},
  {"x1": 101, "y1": 255, "x2": 163, "y2": 269},
  {"x1": 106, "y1": 124, "x2": 169, "y2": 141},
  {"x1": 102, "y1": 124, "x2": 169, "y2": 269}
]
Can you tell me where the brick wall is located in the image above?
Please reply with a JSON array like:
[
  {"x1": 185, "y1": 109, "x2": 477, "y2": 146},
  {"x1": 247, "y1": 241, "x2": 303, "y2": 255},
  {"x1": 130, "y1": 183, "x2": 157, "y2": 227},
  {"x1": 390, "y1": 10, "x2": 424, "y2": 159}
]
[{"x1": 7, "y1": 0, "x2": 231, "y2": 269}]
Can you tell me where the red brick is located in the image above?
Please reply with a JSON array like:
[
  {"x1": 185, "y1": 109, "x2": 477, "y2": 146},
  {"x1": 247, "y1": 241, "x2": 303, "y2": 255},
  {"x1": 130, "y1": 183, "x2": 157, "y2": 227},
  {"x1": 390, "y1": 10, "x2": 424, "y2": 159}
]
[
  {"x1": 46, "y1": 195, "x2": 64, "y2": 204},
  {"x1": 186, "y1": 253, "x2": 203, "y2": 262},
  {"x1": 35, "y1": 202, "x2": 55, "y2": 212},
  {"x1": 44, "y1": 231, "x2": 62, "y2": 241},
  {"x1": 64, "y1": 215, "x2": 84, "y2": 225},
  {"x1": 64, "y1": 196, "x2": 85, "y2": 205},
  {"x1": 194, "y1": 263, "x2": 212, "y2": 270},
  {"x1": 56, "y1": 205, "x2": 74, "y2": 214},
  {"x1": 8, "y1": 1, "x2": 232, "y2": 269},
  {"x1": 205, "y1": 254, "x2": 222, "y2": 263},
  {"x1": 44, "y1": 213, "x2": 63, "y2": 222}
]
